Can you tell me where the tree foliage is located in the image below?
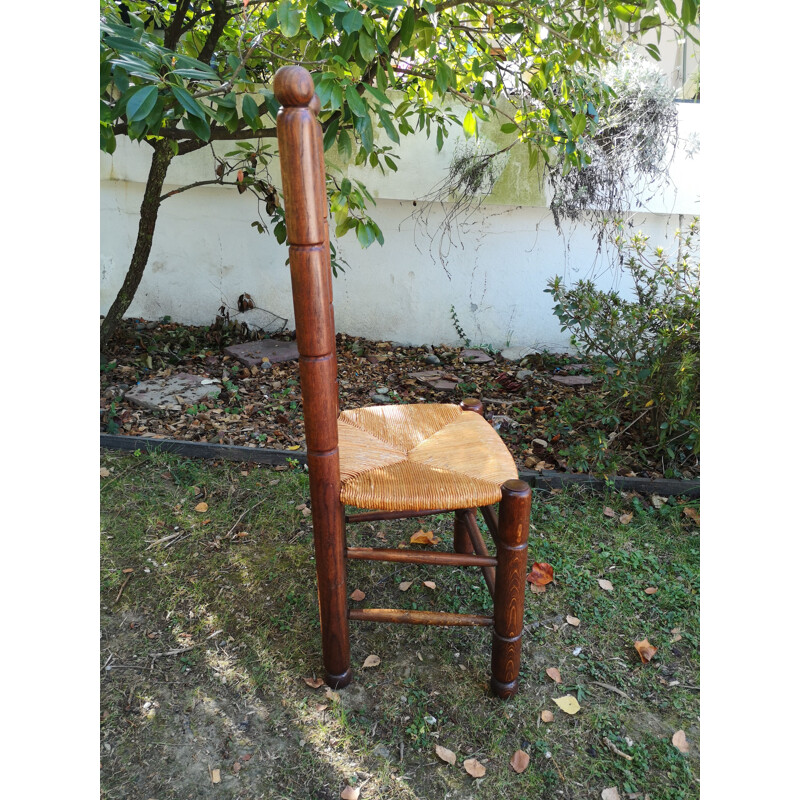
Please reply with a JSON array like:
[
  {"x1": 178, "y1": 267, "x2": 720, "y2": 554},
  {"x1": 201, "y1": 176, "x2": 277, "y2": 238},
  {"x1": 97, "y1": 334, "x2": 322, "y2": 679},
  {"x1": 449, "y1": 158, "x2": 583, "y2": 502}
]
[{"x1": 99, "y1": 0, "x2": 700, "y2": 348}]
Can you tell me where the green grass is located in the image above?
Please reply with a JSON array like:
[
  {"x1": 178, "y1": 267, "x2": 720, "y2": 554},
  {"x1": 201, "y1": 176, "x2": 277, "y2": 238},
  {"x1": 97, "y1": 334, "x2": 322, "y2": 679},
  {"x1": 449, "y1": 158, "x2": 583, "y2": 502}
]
[{"x1": 100, "y1": 450, "x2": 699, "y2": 799}]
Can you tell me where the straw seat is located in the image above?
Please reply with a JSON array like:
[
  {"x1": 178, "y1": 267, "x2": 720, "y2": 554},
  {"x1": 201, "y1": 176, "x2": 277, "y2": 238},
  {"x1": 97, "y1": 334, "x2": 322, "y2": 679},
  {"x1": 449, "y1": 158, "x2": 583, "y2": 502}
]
[{"x1": 338, "y1": 404, "x2": 518, "y2": 511}]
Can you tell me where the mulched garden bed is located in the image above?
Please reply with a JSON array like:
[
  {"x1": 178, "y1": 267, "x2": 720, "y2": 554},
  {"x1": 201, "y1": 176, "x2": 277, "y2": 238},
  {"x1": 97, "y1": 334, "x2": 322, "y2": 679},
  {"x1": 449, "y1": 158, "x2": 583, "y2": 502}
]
[{"x1": 100, "y1": 318, "x2": 699, "y2": 481}]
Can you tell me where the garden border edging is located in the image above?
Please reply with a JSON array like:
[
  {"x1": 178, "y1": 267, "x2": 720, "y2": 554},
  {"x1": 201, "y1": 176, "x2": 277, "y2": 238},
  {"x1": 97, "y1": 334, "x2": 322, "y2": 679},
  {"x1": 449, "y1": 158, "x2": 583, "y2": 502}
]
[{"x1": 101, "y1": 434, "x2": 699, "y2": 498}]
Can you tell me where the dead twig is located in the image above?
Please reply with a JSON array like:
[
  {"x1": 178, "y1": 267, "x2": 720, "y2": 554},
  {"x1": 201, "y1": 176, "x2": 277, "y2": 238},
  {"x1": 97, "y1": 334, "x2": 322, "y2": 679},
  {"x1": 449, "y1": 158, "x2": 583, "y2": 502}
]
[
  {"x1": 603, "y1": 736, "x2": 634, "y2": 761},
  {"x1": 226, "y1": 497, "x2": 269, "y2": 539},
  {"x1": 149, "y1": 630, "x2": 223, "y2": 659},
  {"x1": 113, "y1": 573, "x2": 132, "y2": 604},
  {"x1": 592, "y1": 680, "x2": 631, "y2": 699}
]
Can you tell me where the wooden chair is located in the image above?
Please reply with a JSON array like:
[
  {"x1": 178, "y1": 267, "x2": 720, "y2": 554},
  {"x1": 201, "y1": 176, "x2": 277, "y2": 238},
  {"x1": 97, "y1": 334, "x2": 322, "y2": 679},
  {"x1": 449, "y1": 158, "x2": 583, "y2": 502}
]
[{"x1": 274, "y1": 66, "x2": 531, "y2": 698}]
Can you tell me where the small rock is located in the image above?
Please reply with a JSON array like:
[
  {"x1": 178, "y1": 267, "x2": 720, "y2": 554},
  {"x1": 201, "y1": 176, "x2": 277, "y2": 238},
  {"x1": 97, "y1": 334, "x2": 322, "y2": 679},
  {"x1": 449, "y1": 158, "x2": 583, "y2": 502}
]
[
  {"x1": 374, "y1": 745, "x2": 391, "y2": 760},
  {"x1": 460, "y1": 348, "x2": 494, "y2": 364},
  {"x1": 551, "y1": 375, "x2": 593, "y2": 387},
  {"x1": 223, "y1": 339, "x2": 299, "y2": 368},
  {"x1": 424, "y1": 354, "x2": 442, "y2": 365},
  {"x1": 423, "y1": 344, "x2": 434, "y2": 354},
  {"x1": 376, "y1": 387, "x2": 389, "y2": 395},
  {"x1": 370, "y1": 394, "x2": 392, "y2": 404},
  {"x1": 516, "y1": 369, "x2": 534, "y2": 380}
]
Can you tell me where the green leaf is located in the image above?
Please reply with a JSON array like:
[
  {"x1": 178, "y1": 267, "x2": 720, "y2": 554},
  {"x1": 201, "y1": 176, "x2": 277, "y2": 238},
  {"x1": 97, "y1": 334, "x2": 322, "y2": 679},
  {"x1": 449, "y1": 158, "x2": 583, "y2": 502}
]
[
  {"x1": 500, "y1": 122, "x2": 518, "y2": 134},
  {"x1": 355, "y1": 113, "x2": 374, "y2": 152},
  {"x1": 183, "y1": 112, "x2": 211, "y2": 141},
  {"x1": 356, "y1": 221, "x2": 374, "y2": 247},
  {"x1": 306, "y1": 7, "x2": 324, "y2": 40},
  {"x1": 170, "y1": 85, "x2": 204, "y2": 118},
  {"x1": 337, "y1": 129, "x2": 353, "y2": 159},
  {"x1": 640, "y1": 14, "x2": 661, "y2": 33},
  {"x1": 376, "y1": 107, "x2": 399, "y2": 143},
  {"x1": 242, "y1": 94, "x2": 261, "y2": 129},
  {"x1": 462, "y1": 109, "x2": 476, "y2": 138},
  {"x1": 277, "y1": 1, "x2": 302, "y2": 38},
  {"x1": 501, "y1": 23, "x2": 524, "y2": 35},
  {"x1": 322, "y1": 115, "x2": 340, "y2": 150},
  {"x1": 342, "y1": 9, "x2": 363, "y2": 35},
  {"x1": 358, "y1": 30, "x2": 376, "y2": 61},
  {"x1": 344, "y1": 84, "x2": 367, "y2": 117},
  {"x1": 362, "y1": 84, "x2": 392, "y2": 107},
  {"x1": 399, "y1": 7, "x2": 416, "y2": 47},
  {"x1": 127, "y1": 86, "x2": 159, "y2": 123}
]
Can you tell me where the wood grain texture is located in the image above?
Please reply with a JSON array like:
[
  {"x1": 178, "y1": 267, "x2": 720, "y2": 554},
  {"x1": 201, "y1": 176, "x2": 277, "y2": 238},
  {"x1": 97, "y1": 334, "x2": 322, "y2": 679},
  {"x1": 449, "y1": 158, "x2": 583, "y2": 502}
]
[
  {"x1": 276, "y1": 66, "x2": 349, "y2": 689},
  {"x1": 491, "y1": 479, "x2": 531, "y2": 698},
  {"x1": 464, "y1": 509, "x2": 496, "y2": 598},
  {"x1": 347, "y1": 547, "x2": 497, "y2": 568},
  {"x1": 349, "y1": 608, "x2": 493, "y2": 627},
  {"x1": 453, "y1": 509, "x2": 474, "y2": 556}
]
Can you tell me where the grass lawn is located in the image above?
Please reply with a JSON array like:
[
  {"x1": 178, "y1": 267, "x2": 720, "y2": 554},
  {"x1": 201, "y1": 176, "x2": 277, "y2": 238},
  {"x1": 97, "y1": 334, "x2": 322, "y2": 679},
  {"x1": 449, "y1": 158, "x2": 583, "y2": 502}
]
[{"x1": 100, "y1": 449, "x2": 699, "y2": 800}]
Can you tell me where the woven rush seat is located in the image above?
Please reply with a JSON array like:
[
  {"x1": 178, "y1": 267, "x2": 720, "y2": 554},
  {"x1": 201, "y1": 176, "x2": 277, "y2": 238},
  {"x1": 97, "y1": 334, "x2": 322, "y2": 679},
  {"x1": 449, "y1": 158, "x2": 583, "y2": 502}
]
[{"x1": 338, "y1": 403, "x2": 518, "y2": 511}]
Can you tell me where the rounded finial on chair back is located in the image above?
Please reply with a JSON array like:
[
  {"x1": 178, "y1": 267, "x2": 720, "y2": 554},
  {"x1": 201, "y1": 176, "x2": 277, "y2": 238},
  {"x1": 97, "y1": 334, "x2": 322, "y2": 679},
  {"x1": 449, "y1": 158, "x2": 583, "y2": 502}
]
[{"x1": 273, "y1": 66, "x2": 316, "y2": 109}]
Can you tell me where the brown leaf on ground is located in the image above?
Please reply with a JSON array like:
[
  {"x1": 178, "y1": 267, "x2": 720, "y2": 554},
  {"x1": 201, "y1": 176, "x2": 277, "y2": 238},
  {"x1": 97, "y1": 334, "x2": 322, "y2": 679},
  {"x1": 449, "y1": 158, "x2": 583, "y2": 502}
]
[
  {"x1": 463, "y1": 758, "x2": 486, "y2": 778},
  {"x1": 399, "y1": 581, "x2": 413, "y2": 591},
  {"x1": 194, "y1": 501, "x2": 209, "y2": 512},
  {"x1": 619, "y1": 512, "x2": 633, "y2": 525},
  {"x1": 634, "y1": 639, "x2": 658, "y2": 663},
  {"x1": 546, "y1": 667, "x2": 562, "y2": 683},
  {"x1": 100, "y1": 467, "x2": 111, "y2": 478},
  {"x1": 603, "y1": 506, "x2": 617, "y2": 518},
  {"x1": 650, "y1": 494, "x2": 667, "y2": 509},
  {"x1": 672, "y1": 729, "x2": 690, "y2": 753},
  {"x1": 303, "y1": 676, "x2": 325, "y2": 689},
  {"x1": 341, "y1": 786, "x2": 360, "y2": 800},
  {"x1": 598, "y1": 578, "x2": 614, "y2": 592},
  {"x1": 211, "y1": 768, "x2": 221, "y2": 784},
  {"x1": 670, "y1": 627, "x2": 682, "y2": 643},
  {"x1": 423, "y1": 580, "x2": 437, "y2": 589},
  {"x1": 644, "y1": 587, "x2": 658, "y2": 595},
  {"x1": 349, "y1": 589, "x2": 366, "y2": 601},
  {"x1": 541, "y1": 709, "x2": 554, "y2": 723},
  {"x1": 526, "y1": 562, "x2": 554, "y2": 586},
  {"x1": 435, "y1": 745, "x2": 456, "y2": 765},
  {"x1": 509, "y1": 749, "x2": 530, "y2": 773},
  {"x1": 529, "y1": 582, "x2": 546, "y2": 594},
  {"x1": 566, "y1": 615, "x2": 580, "y2": 627},
  {"x1": 362, "y1": 654, "x2": 381, "y2": 668},
  {"x1": 410, "y1": 529, "x2": 440, "y2": 545},
  {"x1": 601, "y1": 788, "x2": 622, "y2": 800},
  {"x1": 683, "y1": 507, "x2": 700, "y2": 525}
]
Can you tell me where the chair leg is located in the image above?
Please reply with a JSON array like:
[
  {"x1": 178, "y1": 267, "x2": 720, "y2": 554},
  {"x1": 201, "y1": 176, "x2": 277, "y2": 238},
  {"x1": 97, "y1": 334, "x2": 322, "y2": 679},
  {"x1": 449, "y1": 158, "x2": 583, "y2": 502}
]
[
  {"x1": 491, "y1": 479, "x2": 531, "y2": 699},
  {"x1": 453, "y1": 509, "x2": 474, "y2": 554},
  {"x1": 311, "y1": 483, "x2": 352, "y2": 688}
]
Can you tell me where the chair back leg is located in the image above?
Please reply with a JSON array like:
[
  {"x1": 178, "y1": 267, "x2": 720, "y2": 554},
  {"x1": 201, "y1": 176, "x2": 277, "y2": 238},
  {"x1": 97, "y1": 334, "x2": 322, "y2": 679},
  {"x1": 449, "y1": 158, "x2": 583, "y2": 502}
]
[{"x1": 491, "y1": 479, "x2": 531, "y2": 698}]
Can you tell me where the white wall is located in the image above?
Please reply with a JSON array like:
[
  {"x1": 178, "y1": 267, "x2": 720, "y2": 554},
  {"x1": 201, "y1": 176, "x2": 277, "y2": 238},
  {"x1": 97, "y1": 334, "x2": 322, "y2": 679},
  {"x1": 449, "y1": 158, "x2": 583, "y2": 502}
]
[{"x1": 100, "y1": 103, "x2": 699, "y2": 351}]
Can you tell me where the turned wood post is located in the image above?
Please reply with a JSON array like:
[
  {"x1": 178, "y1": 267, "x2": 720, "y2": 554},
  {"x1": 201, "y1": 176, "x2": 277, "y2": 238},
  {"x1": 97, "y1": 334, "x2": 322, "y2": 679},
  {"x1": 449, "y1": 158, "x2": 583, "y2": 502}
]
[
  {"x1": 491, "y1": 479, "x2": 531, "y2": 698},
  {"x1": 275, "y1": 66, "x2": 351, "y2": 689}
]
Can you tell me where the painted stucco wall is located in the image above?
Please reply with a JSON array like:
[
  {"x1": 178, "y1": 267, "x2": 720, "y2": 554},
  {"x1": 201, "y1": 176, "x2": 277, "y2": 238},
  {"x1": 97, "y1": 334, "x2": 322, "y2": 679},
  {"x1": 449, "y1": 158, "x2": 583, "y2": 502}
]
[{"x1": 100, "y1": 101, "x2": 699, "y2": 351}]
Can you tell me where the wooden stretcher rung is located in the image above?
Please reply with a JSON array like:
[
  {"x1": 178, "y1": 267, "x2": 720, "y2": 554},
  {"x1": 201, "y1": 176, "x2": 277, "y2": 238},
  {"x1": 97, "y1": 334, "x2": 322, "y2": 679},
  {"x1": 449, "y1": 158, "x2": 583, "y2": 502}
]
[
  {"x1": 349, "y1": 608, "x2": 494, "y2": 627},
  {"x1": 346, "y1": 547, "x2": 497, "y2": 567},
  {"x1": 465, "y1": 510, "x2": 497, "y2": 598}
]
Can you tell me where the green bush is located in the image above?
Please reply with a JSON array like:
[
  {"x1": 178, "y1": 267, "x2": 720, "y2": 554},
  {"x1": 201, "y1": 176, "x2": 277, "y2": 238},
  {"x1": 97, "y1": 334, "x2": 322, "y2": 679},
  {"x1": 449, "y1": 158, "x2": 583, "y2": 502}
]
[{"x1": 545, "y1": 220, "x2": 699, "y2": 476}]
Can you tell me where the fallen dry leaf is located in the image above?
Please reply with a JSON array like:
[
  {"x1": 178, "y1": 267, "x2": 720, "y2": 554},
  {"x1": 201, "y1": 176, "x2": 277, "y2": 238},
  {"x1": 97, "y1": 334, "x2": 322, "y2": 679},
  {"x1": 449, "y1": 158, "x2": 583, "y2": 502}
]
[
  {"x1": 619, "y1": 512, "x2": 633, "y2": 525},
  {"x1": 100, "y1": 467, "x2": 111, "y2": 478},
  {"x1": 340, "y1": 786, "x2": 360, "y2": 800},
  {"x1": 211, "y1": 768, "x2": 221, "y2": 784},
  {"x1": 463, "y1": 758, "x2": 486, "y2": 778},
  {"x1": 683, "y1": 507, "x2": 700, "y2": 525},
  {"x1": 410, "y1": 529, "x2": 440, "y2": 545},
  {"x1": 541, "y1": 709, "x2": 554, "y2": 723},
  {"x1": 650, "y1": 494, "x2": 667, "y2": 509},
  {"x1": 529, "y1": 583, "x2": 546, "y2": 594},
  {"x1": 672, "y1": 729, "x2": 690, "y2": 753},
  {"x1": 566, "y1": 615, "x2": 580, "y2": 627},
  {"x1": 509, "y1": 749, "x2": 530, "y2": 773},
  {"x1": 601, "y1": 788, "x2": 622, "y2": 800},
  {"x1": 553, "y1": 695, "x2": 581, "y2": 715},
  {"x1": 423, "y1": 580, "x2": 437, "y2": 590},
  {"x1": 399, "y1": 581, "x2": 413, "y2": 591},
  {"x1": 526, "y1": 562, "x2": 554, "y2": 586},
  {"x1": 598, "y1": 579, "x2": 614, "y2": 593},
  {"x1": 546, "y1": 667, "x2": 562, "y2": 684},
  {"x1": 324, "y1": 688, "x2": 340, "y2": 702},
  {"x1": 195, "y1": 501, "x2": 209, "y2": 513},
  {"x1": 232, "y1": 761, "x2": 241, "y2": 773},
  {"x1": 315, "y1": 703, "x2": 328, "y2": 712},
  {"x1": 303, "y1": 676, "x2": 325, "y2": 689},
  {"x1": 634, "y1": 639, "x2": 658, "y2": 663},
  {"x1": 362, "y1": 654, "x2": 381, "y2": 668},
  {"x1": 435, "y1": 745, "x2": 456, "y2": 765},
  {"x1": 644, "y1": 587, "x2": 658, "y2": 595},
  {"x1": 350, "y1": 589, "x2": 366, "y2": 602},
  {"x1": 603, "y1": 506, "x2": 617, "y2": 518},
  {"x1": 122, "y1": 568, "x2": 134, "y2": 574},
  {"x1": 670, "y1": 627, "x2": 682, "y2": 643}
]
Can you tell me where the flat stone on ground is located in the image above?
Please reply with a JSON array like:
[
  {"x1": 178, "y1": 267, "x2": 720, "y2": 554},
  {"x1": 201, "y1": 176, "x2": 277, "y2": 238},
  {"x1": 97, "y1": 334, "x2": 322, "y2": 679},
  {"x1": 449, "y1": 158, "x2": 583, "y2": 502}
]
[
  {"x1": 224, "y1": 339, "x2": 299, "y2": 368},
  {"x1": 409, "y1": 370, "x2": 461, "y2": 391},
  {"x1": 460, "y1": 348, "x2": 494, "y2": 364},
  {"x1": 125, "y1": 372, "x2": 219, "y2": 410},
  {"x1": 550, "y1": 375, "x2": 594, "y2": 387}
]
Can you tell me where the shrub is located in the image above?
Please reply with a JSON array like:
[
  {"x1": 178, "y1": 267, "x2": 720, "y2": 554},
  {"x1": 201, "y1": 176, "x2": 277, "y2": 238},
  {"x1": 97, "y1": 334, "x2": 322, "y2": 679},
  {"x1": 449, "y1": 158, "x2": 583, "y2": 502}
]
[{"x1": 545, "y1": 220, "x2": 699, "y2": 476}]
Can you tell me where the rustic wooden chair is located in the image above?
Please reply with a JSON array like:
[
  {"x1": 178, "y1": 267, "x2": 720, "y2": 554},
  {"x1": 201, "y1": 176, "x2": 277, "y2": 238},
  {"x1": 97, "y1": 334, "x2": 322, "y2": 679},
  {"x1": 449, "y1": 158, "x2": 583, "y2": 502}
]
[{"x1": 274, "y1": 66, "x2": 531, "y2": 698}]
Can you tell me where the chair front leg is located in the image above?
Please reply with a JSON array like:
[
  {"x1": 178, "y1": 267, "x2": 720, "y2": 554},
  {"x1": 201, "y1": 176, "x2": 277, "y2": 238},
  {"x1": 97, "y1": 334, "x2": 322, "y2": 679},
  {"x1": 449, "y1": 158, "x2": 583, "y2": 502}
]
[{"x1": 491, "y1": 479, "x2": 531, "y2": 698}]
